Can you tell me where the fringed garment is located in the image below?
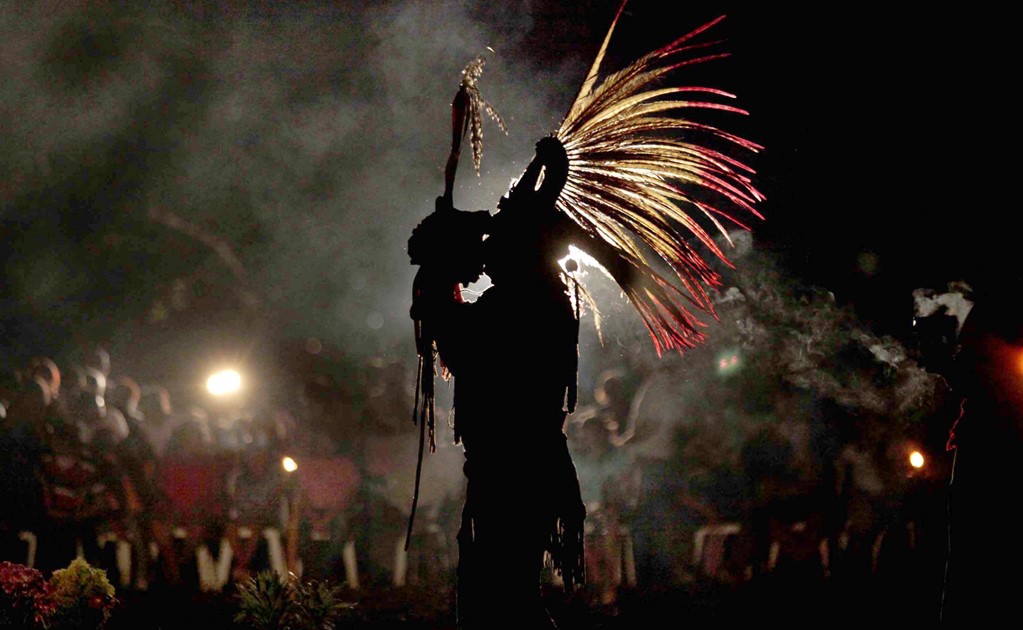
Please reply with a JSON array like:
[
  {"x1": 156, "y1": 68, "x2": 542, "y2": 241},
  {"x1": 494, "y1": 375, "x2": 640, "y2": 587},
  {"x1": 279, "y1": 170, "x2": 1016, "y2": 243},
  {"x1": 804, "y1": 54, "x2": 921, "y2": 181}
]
[{"x1": 432, "y1": 267, "x2": 586, "y2": 629}]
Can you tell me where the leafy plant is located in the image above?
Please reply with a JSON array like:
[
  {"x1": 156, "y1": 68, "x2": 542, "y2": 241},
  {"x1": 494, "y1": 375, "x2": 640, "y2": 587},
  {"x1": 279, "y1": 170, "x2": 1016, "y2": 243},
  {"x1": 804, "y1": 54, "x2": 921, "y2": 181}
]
[
  {"x1": 0, "y1": 561, "x2": 53, "y2": 629},
  {"x1": 291, "y1": 578, "x2": 355, "y2": 630},
  {"x1": 234, "y1": 571, "x2": 354, "y2": 630},
  {"x1": 46, "y1": 558, "x2": 117, "y2": 630},
  {"x1": 235, "y1": 571, "x2": 295, "y2": 630}
]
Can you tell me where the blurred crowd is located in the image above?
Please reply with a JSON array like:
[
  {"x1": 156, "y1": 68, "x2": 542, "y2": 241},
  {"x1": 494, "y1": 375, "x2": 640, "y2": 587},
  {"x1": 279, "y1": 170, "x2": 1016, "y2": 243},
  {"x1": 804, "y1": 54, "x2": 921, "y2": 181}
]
[
  {"x1": 0, "y1": 342, "x2": 951, "y2": 613},
  {"x1": 0, "y1": 345, "x2": 462, "y2": 597},
  {"x1": 562, "y1": 349, "x2": 950, "y2": 612}
]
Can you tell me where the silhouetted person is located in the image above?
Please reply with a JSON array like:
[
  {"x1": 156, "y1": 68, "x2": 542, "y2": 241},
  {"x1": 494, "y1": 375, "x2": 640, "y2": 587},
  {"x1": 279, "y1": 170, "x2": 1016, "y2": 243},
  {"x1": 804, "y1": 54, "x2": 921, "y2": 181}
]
[
  {"x1": 410, "y1": 137, "x2": 586, "y2": 629},
  {"x1": 740, "y1": 419, "x2": 793, "y2": 578},
  {"x1": 940, "y1": 290, "x2": 1023, "y2": 624},
  {"x1": 226, "y1": 441, "x2": 286, "y2": 581},
  {"x1": 567, "y1": 413, "x2": 636, "y2": 607},
  {"x1": 137, "y1": 384, "x2": 181, "y2": 459},
  {"x1": 107, "y1": 375, "x2": 160, "y2": 589},
  {"x1": 833, "y1": 419, "x2": 891, "y2": 584},
  {"x1": 0, "y1": 374, "x2": 48, "y2": 563}
]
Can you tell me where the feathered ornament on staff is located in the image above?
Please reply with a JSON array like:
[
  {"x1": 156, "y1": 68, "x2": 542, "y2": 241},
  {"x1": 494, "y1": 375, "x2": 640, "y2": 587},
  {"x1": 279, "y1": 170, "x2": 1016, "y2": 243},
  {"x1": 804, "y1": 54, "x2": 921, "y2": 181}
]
[
  {"x1": 551, "y1": 1, "x2": 765, "y2": 355},
  {"x1": 414, "y1": 53, "x2": 506, "y2": 443}
]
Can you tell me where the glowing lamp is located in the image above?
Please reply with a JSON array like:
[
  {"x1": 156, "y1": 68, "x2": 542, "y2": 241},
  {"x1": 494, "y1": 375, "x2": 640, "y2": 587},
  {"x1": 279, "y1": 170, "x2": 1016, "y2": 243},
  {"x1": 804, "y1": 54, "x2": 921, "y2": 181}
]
[
  {"x1": 716, "y1": 350, "x2": 741, "y2": 375},
  {"x1": 207, "y1": 369, "x2": 241, "y2": 396},
  {"x1": 909, "y1": 451, "x2": 925, "y2": 469},
  {"x1": 282, "y1": 456, "x2": 298, "y2": 473}
]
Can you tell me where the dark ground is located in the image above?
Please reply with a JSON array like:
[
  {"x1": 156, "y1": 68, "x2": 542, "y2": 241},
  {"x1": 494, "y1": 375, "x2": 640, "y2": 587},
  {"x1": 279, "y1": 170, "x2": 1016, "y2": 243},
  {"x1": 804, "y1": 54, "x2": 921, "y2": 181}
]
[{"x1": 107, "y1": 568, "x2": 947, "y2": 629}]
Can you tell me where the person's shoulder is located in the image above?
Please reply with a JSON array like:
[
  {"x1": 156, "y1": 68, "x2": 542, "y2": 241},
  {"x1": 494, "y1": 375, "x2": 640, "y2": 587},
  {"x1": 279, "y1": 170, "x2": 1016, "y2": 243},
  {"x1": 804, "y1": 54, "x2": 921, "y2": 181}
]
[
  {"x1": 962, "y1": 295, "x2": 1021, "y2": 340},
  {"x1": 955, "y1": 292, "x2": 1022, "y2": 372}
]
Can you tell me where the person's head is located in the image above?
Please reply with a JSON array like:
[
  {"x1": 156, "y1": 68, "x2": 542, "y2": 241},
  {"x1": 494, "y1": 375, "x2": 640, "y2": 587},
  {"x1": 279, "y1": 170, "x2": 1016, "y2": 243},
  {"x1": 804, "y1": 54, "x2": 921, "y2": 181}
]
[
  {"x1": 108, "y1": 375, "x2": 142, "y2": 416},
  {"x1": 594, "y1": 369, "x2": 626, "y2": 408},
  {"x1": 81, "y1": 367, "x2": 107, "y2": 399},
  {"x1": 169, "y1": 409, "x2": 214, "y2": 455},
  {"x1": 139, "y1": 385, "x2": 173, "y2": 421},
  {"x1": 4, "y1": 375, "x2": 51, "y2": 428},
  {"x1": 485, "y1": 136, "x2": 570, "y2": 285},
  {"x1": 91, "y1": 405, "x2": 130, "y2": 448},
  {"x1": 29, "y1": 356, "x2": 61, "y2": 399},
  {"x1": 81, "y1": 345, "x2": 111, "y2": 377},
  {"x1": 575, "y1": 415, "x2": 612, "y2": 458}
]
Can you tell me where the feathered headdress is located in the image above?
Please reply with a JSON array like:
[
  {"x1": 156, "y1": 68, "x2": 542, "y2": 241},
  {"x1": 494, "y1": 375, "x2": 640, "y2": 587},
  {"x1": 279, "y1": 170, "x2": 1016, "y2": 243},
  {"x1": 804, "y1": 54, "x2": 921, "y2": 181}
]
[{"x1": 549, "y1": 2, "x2": 765, "y2": 355}]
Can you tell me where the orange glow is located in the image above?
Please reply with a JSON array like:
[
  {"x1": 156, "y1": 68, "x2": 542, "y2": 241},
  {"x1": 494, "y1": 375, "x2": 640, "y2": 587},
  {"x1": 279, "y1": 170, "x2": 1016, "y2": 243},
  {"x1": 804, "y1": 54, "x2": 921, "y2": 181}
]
[
  {"x1": 909, "y1": 451, "x2": 925, "y2": 469},
  {"x1": 282, "y1": 456, "x2": 298, "y2": 473}
]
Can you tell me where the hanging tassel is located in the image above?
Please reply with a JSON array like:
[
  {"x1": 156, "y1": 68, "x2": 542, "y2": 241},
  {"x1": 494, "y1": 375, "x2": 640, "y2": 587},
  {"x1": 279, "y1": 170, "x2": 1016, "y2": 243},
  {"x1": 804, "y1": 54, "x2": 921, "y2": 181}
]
[{"x1": 407, "y1": 288, "x2": 437, "y2": 550}]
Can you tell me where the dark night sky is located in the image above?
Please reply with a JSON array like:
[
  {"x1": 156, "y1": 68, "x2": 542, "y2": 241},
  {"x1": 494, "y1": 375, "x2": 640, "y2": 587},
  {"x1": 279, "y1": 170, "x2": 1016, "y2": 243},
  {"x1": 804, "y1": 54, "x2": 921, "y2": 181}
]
[
  {"x1": 672, "y1": 4, "x2": 1010, "y2": 333},
  {"x1": 0, "y1": 0, "x2": 1011, "y2": 397}
]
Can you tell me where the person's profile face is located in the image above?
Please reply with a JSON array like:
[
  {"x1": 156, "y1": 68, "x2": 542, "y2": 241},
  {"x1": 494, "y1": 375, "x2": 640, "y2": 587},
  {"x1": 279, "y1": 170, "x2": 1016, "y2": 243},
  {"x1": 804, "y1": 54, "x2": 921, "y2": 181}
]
[{"x1": 481, "y1": 238, "x2": 506, "y2": 284}]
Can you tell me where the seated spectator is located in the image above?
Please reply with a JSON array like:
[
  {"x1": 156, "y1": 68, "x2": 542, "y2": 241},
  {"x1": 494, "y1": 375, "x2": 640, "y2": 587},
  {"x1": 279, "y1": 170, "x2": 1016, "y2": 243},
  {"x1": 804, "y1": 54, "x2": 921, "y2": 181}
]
[
  {"x1": 151, "y1": 411, "x2": 231, "y2": 588},
  {"x1": 106, "y1": 375, "x2": 161, "y2": 589},
  {"x1": 568, "y1": 413, "x2": 638, "y2": 607},
  {"x1": 294, "y1": 444, "x2": 361, "y2": 583},
  {"x1": 137, "y1": 384, "x2": 180, "y2": 459},
  {"x1": 0, "y1": 378, "x2": 47, "y2": 564},
  {"x1": 35, "y1": 406, "x2": 122, "y2": 575},
  {"x1": 226, "y1": 444, "x2": 287, "y2": 581}
]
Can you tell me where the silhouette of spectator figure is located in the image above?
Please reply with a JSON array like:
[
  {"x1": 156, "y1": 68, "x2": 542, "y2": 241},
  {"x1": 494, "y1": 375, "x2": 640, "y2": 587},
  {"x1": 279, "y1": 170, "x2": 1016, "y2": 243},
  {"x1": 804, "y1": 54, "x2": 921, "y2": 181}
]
[
  {"x1": 622, "y1": 365, "x2": 698, "y2": 592},
  {"x1": 106, "y1": 376, "x2": 157, "y2": 493},
  {"x1": 832, "y1": 417, "x2": 892, "y2": 585},
  {"x1": 739, "y1": 417, "x2": 793, "y2": 578},
  {"x1": 567, "y1": 413, "x2": 637, "y2": 608},
  {"x1": 106, "y1": 375, "x2": 160, "y2": 589},
  {"x1": 27, "y1": 358, "x2": 124, "y2": 576},
  {"x1": 77, "y1": 345, "x2": 112, "y2": 382},
  {"x1": 64, "y1": 366, "x2": 129, "y2": 464},
  {"x1": 152, "y1": 408, "x2": 231, "y2": 589},
  {"x1": 587, "y1": 368, "x2": 638, "y2": 448},
  {"x1": 769, "y1": 407, "x2": 832, "y2": 581},
  {"x1": 137, "y1": 384, "x2": 180, "y2": 460},
  {"x1": 57, "y1": 364, "x2": 138, "y2": 582},
  {"x1": 940, "y1": 288, "x2": 1023, "y2": 625},
  {"x1": 0, "y1": 369, "x2": 49, "y2": 564},
  {"x1": 293, "y1": 432, "x2": 361, "y2": 585},
  {"x1": 226, "y1": 434, "x2": 286, "y2": 581}
]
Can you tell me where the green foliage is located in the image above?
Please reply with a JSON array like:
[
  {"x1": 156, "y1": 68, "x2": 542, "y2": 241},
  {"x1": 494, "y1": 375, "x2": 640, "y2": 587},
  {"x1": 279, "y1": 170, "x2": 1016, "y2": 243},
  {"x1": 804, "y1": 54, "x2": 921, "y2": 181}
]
[
  {"x1": 234, "y1": 571, "x2": 354, "y2": 630},
  {"x1": 47, "y1": 558, "x2": 117, "y2": 630},
  {"x1": 2, "y1": 558, "x2": 116, "y2": 630},
  {"x1": 291, "y1": 578, "x2": 355, "y2": 630},
  {"x1": 235, "y1": 571, "x2": 294, "y2": 630}
]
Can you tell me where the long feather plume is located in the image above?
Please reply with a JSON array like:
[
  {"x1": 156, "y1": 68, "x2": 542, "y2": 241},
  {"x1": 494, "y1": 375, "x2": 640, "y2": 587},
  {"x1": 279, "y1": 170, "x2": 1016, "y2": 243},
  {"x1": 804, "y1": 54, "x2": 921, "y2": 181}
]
[
  {"x1": 460, "y1": 55, "x2": 508, "y2": 176},
  {"x1": 554, "y1": 2, "x2": 765, "y2": 355}
]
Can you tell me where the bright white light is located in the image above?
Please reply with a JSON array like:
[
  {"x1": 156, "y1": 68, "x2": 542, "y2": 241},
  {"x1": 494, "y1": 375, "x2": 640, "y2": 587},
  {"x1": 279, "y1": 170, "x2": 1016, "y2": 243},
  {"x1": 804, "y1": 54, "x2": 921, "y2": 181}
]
[
  {"x1": 282, "y1": 456, "x2": 298, "y2": 473},
  {"x1": 559, "y1": 245, "x2": 606, "y2": 275},
  {"x1": 909, "y1": 451, "x2": 925, "y2": 469},
  {"x1": 207, "y1": 369, "x2": 241, "y2": 396}
]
